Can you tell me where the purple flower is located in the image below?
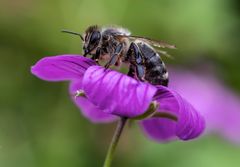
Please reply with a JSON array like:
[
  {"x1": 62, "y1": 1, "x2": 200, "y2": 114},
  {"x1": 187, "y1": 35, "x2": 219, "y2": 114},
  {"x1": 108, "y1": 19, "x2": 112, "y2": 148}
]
[
  {"x1": 169, "y1": 68, "x2": 240, "y2": 143},
  {"x1": 31, "y1": 54, "x2": 205, "y2": 141},
  {"x1": 141, "y1": 86, "x2": 205, "y2": 141},
  {"x1": 31, "y1": 55, "x2": 116, "y2": 123}
]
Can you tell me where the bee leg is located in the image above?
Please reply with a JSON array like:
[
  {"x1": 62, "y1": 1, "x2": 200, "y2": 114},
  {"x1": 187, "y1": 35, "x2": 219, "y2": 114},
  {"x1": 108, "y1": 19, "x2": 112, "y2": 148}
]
[
  {"x1": 135, "y1": 64, "x2": 145, "y2": 81},
  {"x1": 91, "y1": 47, "x2": 101, "y2": 64},
  {"x1": 127, "y1": 42, "x2": 145, "y2": 81},
  {"x1": 127, "y1": 64, "x2": 135, "y2": 78},
  {"x1": 104, "y1": 43, "x2": 123, "y2": 69}
]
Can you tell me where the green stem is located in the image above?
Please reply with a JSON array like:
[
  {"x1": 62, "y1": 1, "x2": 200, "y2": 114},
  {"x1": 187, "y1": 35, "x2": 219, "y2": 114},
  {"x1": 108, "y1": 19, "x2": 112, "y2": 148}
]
[{"x1": 103, "y1": 117, "x2": 127, "y2": 167}]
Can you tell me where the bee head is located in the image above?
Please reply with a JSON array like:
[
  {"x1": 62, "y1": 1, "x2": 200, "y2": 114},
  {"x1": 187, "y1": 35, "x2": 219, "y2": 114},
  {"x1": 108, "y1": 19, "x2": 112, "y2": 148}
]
[{"x1": 83, "y1": 25, "x2": 101, "y2": 56}]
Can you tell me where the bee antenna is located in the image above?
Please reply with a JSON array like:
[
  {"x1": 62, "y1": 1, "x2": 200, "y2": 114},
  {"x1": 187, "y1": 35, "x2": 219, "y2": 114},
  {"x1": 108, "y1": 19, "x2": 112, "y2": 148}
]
[{"x1": 61, "y1": 29, "x2": 84, "y2": 41}]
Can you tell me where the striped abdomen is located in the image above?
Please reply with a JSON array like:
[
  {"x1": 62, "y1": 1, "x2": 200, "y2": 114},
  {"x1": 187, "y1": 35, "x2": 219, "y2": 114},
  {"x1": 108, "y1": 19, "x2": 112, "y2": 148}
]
[{"x1": 137, "y1": 42, "x2": 169, "y2": 86}]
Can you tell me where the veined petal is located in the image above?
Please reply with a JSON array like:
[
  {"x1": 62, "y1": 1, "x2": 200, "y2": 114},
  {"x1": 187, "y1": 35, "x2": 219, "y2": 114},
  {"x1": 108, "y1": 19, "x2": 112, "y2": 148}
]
[
  {"x1": 141, "y1": 86, "x2": 205, "y2": 142},
  {"x1": 169, "y1": 69, "x2": 240, "y2": 143},
  {"x1": 82, "y1": 66, "x2": 157, "y2": 118},
  {"x1": 31, "y1": 55, "x2": 96, "y2": 81},
  {"x1": 70, "y1": 80, "x2": 117, "y2": 123}
]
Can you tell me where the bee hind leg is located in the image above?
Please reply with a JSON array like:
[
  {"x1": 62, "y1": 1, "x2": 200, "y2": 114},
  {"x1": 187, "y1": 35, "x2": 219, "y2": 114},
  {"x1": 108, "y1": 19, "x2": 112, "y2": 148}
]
[
  {"x1": 104, "y1": 43, "x2": 123, "y2": 69},
  {"x1": 135, "y1": 64, "x2": 145, "y2": 81},
  {"x1": 126, "y1": 42, "x2": 145, "y2": 81},
  {"x1": 127, "y1": 64, "x2": 135, "y2": 78}
]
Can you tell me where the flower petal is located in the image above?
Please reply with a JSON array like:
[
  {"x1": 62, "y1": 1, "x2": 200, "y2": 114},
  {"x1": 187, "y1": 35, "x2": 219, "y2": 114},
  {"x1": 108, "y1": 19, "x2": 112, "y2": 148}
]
[
  {"x1": 70, "y1": 80, "x2": 117, "y2": 123},
  {"x1": 141, "y1": 86, "x2": 205, "y2": 142},
  {"x1": 82, "y1": 66, "x2": 157, "y2": 118},
  {"x1": 169, "y1": 68, "x2": 240, "y2": 143},
  {"x1": 31, "y1": 55, "x2": 96, "y2": 81}
]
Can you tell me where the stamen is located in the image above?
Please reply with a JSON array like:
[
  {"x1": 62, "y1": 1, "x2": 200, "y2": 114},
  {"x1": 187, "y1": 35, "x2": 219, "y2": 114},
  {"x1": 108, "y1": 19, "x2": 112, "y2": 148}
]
[{"x1": 75, "y1": 89, "x2": 86, "y2": 98}]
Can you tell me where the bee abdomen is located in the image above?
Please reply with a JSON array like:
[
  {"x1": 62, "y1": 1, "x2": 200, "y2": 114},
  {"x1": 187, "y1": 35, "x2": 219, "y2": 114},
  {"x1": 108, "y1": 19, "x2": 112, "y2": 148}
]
[
  {"x1": 144, "y1": 53, "x2": 169, "y2": 86},
  {"x1": 136, "y1": 41, "x2": 169, "y2": 86}
]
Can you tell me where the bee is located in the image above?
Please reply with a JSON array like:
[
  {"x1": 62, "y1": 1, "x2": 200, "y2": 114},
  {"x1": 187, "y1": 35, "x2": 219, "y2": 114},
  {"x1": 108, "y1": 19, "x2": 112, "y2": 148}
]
[{"x1": 62, "y1": 25, "x2": 176, "y2": 86}]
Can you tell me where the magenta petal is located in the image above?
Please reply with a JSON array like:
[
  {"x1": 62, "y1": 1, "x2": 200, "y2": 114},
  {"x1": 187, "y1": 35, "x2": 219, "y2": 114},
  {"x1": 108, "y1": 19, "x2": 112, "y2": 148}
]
[
  {"x1": 141, "y1": 118, "x2": 177, "y2": 141},
  {"x1": 169, "y1": 69, "x2": 240, "y2": 143},
  {"x1": 141, "y1": 86, "x2": 205, "y2": 142},
  {"x1": 31, "y1": 55, "x2": 96, "y2": 81},
  {"x1": 82, "y1": 66, "x2": 157, "y2": 118},
  {"x1": 70, "y1": 80, "x2": 117, "y2": 123}
]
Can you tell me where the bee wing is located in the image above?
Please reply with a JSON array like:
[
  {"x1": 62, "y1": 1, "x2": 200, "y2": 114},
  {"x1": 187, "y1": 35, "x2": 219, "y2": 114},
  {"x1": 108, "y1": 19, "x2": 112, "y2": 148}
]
[
  {"x1": 116, "y1": 35, "x2": 176, "y2": 59},
  {"x1": 155, "y1": 48, "x2": 175, "y2": 59},
  {"x1": 127, "y1": 35, "x2": 176, "y2": 49}
]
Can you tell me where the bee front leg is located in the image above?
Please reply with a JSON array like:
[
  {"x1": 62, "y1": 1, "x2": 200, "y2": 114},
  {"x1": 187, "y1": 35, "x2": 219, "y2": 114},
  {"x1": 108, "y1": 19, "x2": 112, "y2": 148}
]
[
  {"x1": 91, "y1": 47, "x2": 101, "y2": 64},
  {"x1": 104, "y1": 43, "x2": 123, "y2": 69}
]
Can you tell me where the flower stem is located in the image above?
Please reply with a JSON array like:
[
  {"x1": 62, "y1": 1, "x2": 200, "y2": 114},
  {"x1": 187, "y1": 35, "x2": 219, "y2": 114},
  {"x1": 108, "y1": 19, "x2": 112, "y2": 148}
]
[{"x1": 103, "y1": 117, "x2": 127, "y2": 167}]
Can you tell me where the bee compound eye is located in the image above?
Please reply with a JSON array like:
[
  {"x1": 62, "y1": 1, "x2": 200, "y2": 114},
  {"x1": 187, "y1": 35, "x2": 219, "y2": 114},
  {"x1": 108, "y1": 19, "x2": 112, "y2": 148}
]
[{"x1": 90, "y1": 31, "x2": 101, "y2": 43}]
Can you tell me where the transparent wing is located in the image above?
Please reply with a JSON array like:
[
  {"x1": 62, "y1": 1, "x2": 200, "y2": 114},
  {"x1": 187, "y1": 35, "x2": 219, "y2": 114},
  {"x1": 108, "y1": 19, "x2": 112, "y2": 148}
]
[
  {"x1": 129, "y1": 35, "x2": 176, "y2": 49},
  {"x1": 116, "y1": 35, "x2": 176, "y2": 58},
  {"x1": 154, "y1": 48, "x2": 174, "y2": 59}
]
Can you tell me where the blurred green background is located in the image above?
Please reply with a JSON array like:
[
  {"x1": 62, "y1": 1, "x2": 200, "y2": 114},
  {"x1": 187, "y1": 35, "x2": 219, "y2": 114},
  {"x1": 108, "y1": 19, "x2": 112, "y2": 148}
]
[{"x1": 0, "y1": 0, "x2": 240, "y2": 167}]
